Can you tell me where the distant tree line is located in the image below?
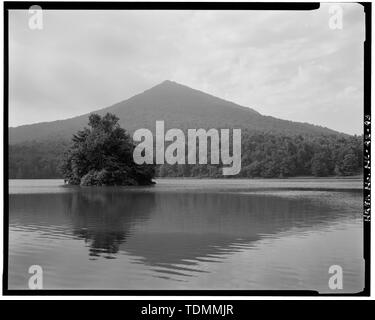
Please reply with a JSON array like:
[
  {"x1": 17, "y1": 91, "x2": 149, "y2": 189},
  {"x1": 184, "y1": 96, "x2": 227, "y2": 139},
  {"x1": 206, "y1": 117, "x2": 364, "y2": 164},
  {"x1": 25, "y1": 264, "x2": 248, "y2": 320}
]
[
  {"x1": 9, "y1": 131, "x2": 362, "y2": 179},
  {"x1": 156, "y1": 132, "x2": 363, "y2": 178},
  {"x1": 9, "y1": 139, "x2": 69, "y2": 179}
]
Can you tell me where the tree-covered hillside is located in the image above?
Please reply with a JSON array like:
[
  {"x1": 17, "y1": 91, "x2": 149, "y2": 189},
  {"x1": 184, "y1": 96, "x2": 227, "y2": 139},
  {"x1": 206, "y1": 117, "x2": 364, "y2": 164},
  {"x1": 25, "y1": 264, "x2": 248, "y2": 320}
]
[
  {"x1": 10, "y1": 81, "x2": 340, "y2": 145},
  {"x1": 9, "y1": 131, "x2": 362, "y2": 179},
  {"x1": 9, "y1": 139, "x2": 69, "y2": 179},
  {"x1": 8, "y1": 82, "x2": 362, "y2": 180}
]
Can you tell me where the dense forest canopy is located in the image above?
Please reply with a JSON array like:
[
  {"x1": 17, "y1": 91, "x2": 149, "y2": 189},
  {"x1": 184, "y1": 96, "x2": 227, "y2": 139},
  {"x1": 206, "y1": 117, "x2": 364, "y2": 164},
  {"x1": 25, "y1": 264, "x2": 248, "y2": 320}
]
[
  {"x1": 9, "y1": 123, "x2": 362, "y2": 180},
  {"x1": 59, "y1": 113, "x2": 155, "y2": 186},
  {"x1": 158, "y1": 132, "x2": 362, "y2": 178}
]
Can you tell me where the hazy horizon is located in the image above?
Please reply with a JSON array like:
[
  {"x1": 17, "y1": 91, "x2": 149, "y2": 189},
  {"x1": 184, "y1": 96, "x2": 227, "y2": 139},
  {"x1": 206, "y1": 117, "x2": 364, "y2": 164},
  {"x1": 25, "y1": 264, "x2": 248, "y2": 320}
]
[{"x1": 9, "y1": 4, "x2": 365, "y2": 134}]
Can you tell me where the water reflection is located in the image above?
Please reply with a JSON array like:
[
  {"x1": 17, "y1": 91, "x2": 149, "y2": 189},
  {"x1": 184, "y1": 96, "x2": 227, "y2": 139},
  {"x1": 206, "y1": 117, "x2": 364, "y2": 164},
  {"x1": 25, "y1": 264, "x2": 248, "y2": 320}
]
[
  {"x1": 8, "y1": 180, "x2": 363, "y2": 291},
  {"x1": 121, "y1": 191, "x2": 361, "y2": 268},
  {"x1": 10, "y1": 189, "x2": 156, "y2": 259},
  {"x1": 10, "y1": 188, "x2": 361, "y2": 263},
  {"x1": 68, "y1": 190, "x2": 156, "y2": 259}
]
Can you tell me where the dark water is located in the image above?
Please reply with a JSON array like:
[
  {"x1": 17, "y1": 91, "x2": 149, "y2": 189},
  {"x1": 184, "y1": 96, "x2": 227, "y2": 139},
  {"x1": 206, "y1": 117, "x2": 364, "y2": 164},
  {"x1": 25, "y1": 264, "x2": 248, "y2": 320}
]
[{"x1": 8, "y1": 179, "x2": 364, "y2": 293}]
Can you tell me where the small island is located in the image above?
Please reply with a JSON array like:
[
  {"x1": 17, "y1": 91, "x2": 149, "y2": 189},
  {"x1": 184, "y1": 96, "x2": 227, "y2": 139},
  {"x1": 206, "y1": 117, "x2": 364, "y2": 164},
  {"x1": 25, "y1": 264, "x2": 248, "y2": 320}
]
[{"x1": 60, "y1": 113, "x2": 155, "y2": 186}]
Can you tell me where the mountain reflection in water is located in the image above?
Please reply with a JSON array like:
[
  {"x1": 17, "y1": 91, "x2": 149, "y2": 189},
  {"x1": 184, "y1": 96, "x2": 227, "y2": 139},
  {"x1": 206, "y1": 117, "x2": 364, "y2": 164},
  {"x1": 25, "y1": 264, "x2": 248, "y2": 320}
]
[{"x1": 9, "y1": 179, "x2": 364, "y2": 292}]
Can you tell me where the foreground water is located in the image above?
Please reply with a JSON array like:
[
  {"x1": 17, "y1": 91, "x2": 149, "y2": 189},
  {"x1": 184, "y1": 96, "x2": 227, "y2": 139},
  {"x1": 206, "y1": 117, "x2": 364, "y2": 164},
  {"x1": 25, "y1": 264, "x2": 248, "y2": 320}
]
[{"x1": 8, "y1": 178, "x2": 364, "y2": 293}]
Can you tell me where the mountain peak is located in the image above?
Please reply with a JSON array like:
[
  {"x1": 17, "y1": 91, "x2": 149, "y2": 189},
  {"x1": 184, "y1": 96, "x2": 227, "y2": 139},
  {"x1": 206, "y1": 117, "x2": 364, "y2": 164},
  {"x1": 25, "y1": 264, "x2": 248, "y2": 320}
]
[
  {"x1": 161, "y1": 80, "x2": 175, "y2": 85},
  {"x1": 9, "y1": 80, "x2": 341, "y2": 144},
  {"x1": 152, "y1": 79, "x2": 184, "y2": 89}
]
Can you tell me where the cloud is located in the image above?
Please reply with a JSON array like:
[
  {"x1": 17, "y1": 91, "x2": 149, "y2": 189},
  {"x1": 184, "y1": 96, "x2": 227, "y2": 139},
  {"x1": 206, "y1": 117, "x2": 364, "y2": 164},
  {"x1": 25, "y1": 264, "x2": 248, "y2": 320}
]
[{"x1": 9, "y1": 3, "x2": 364, "y2": 134}]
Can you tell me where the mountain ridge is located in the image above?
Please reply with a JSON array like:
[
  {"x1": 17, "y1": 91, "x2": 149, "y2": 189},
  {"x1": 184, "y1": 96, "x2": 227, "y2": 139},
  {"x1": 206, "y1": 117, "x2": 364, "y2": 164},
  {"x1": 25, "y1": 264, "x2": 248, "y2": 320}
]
[{"x1": 9, "y1": 80, "x2": 343, "y2": 145}]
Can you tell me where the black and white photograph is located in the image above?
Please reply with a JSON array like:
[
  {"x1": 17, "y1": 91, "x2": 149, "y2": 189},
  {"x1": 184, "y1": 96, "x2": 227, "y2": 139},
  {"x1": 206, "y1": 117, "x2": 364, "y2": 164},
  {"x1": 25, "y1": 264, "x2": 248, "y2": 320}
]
[{"x1": 4, "y1": 1, "x2": 370, "y2": 296}]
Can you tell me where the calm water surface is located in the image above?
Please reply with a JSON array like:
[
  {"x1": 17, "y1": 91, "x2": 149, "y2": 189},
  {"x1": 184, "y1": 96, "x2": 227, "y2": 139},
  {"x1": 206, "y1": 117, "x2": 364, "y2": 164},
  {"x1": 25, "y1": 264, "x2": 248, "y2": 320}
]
[{"x1": 9, "y1": 178, "x2": 364, "y2": 293}]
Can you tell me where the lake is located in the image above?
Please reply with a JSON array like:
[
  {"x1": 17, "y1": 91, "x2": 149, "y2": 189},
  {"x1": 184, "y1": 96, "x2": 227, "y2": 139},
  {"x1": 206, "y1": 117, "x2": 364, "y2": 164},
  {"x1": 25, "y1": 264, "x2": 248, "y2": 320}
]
[{"x1": 8, "y1": 178, "x2": 364, "y2": 293}]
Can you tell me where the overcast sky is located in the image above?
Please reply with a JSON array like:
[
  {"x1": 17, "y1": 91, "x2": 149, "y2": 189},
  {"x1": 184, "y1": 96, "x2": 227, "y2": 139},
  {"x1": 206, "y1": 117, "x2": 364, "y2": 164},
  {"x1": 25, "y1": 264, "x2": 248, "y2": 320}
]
[{"x1": 9, "y1": 4, "x2": 364, "y2": 134}]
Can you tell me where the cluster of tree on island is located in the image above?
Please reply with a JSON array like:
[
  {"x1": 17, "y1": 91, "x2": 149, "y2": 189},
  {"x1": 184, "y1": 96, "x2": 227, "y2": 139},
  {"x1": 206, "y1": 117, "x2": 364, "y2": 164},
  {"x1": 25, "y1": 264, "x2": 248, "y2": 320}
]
[
  {"x1": 9, "y1": 113, "x2": 363, "y2": 184},
  {"x1": 60, "y1": 113, "x2": 154, "y2": 186}
]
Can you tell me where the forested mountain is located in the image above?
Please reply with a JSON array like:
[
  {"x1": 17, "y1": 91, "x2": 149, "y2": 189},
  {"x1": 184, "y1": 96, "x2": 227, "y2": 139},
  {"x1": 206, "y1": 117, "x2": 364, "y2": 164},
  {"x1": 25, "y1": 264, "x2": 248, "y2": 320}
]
[
  {"x1": 8, "y1": 80, "x2": 362, "y2": 179},
  {"x1": 10, "y1": 80, "x2": 339, "y2": 145}
]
